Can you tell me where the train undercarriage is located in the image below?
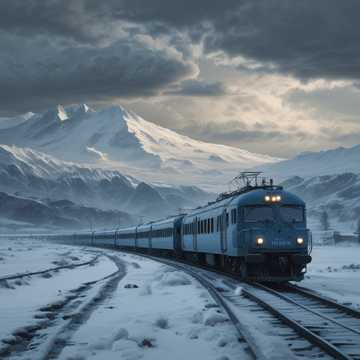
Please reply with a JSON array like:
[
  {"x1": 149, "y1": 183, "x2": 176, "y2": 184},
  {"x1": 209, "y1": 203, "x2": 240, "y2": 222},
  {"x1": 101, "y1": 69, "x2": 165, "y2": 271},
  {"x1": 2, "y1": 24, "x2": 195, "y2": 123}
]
[{"x1": 115, "y1": 244, "x2": 311, "y2": 282}]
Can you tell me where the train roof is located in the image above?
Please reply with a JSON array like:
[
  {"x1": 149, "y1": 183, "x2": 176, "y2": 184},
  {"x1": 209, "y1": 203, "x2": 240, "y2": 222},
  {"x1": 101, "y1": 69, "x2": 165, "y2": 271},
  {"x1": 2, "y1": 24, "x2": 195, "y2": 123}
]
[{"x1": 184, "y1": 186, "x2": 305, "y2": 218}]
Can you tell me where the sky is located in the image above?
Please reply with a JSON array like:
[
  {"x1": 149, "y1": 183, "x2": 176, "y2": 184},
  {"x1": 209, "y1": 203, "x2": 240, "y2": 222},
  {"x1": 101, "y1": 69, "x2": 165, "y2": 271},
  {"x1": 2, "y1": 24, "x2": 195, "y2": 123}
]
[{"x1": 1, "y1": 1, "x2": 360, "y2": 157}]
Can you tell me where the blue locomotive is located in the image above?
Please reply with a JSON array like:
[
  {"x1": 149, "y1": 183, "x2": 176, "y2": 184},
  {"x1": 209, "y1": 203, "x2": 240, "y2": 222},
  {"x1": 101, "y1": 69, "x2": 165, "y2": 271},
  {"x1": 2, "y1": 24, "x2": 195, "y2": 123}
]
[{"x1": 54, "y1": 172, "x2": 312, "y2": 282}]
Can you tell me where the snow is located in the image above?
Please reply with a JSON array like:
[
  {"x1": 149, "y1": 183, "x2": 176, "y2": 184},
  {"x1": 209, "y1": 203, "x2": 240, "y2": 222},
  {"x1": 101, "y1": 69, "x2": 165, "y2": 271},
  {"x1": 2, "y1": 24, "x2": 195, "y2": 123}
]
[
  {"x1": 58, "y1": 251, "x2": 249, "y2": 360},
  {"x1": 0, "y1": 240, "x2": 117, "y2": 344},
  {"x1": 0, "y1": 238, "x2": 92, "y2": 277},
  {"x1": 1, "y1": 239, "x2": 359, "y2": 359},
  {"x1": 0, "y1": 104, "x2": 281, "y2": 190},
  {"x1": 259, "y1": 143, "x2": 360, "y2": 180},
  {"x1": 300, "y1": 245, "x2": 360, "y2": 308}
]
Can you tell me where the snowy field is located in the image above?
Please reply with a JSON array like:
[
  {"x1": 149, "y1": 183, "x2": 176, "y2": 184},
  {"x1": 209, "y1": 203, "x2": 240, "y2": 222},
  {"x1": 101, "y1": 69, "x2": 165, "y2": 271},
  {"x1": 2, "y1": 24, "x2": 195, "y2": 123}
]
[
  {"x1": 301, "y1": 244, "x2": 360, "y2": 309},
  {"x1": 0, "y1": 238, "x2": 249, "y2": 360},
  {"x1": 0, "y1": 238, "x2": 359, "y2": 359}
]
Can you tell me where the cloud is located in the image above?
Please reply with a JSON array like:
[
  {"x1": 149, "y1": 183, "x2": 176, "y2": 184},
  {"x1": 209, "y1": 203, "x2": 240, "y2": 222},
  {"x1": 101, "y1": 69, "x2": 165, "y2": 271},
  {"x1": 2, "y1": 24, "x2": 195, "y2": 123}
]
[
  {"x1": 93, "y1": 1, "x2": 360, "y2": 82},
  {"x1": 0, "y1": 33, "x2": 197, "y2": 115},
  {"x1": 165, "y1": 79, "x2": 228, "y2": 96},
  {"x1": 286, "y1": 84, "x2": 360, "y2": 120}
]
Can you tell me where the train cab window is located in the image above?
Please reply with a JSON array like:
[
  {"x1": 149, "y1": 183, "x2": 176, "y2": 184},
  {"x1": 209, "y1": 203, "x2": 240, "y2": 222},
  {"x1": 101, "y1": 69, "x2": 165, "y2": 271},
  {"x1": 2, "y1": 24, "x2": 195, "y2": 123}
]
[
  {"x1": 280, "y1": 206, "x2": 304, "y2": 222},
  {"x1": 244, "y1": 206, "x2": 274, "y2": 222}
]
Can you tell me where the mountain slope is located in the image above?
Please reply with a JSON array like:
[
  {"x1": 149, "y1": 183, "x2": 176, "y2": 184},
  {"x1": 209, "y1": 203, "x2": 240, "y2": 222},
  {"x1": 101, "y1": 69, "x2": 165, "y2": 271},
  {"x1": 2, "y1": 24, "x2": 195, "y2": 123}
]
[
  {"x1": 0, "y1": 192, "x2": 133, "y2": 231},
  {"x1": 0, "y1": 145, "x2": 213, "y2": 219},
  {"x1": 281, "y1": 173, "x2": 360, "y2": 233},
  {"x1": 0, "y1": 104, "x2": 280, "y2": 189},
  {"x1": 258, "y1": 144, "x2": 360, "y2": 180}
]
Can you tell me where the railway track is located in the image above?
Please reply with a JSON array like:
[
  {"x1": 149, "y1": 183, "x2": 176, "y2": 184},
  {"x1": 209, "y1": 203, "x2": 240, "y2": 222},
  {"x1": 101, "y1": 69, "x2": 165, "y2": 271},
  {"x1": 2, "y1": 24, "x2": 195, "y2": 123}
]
[
  {"x1": 145, "y1": 255, "x2": 262, "y2": 360},
  {"x1": 39, "y1": 242, "x2": 360, "y2": 359},
  {"x1": 241, "y1": 282, "x2": 360, "y2": 360},
  {"x1": 119, "y1": 251, "x2": 360, "y2": 360}
]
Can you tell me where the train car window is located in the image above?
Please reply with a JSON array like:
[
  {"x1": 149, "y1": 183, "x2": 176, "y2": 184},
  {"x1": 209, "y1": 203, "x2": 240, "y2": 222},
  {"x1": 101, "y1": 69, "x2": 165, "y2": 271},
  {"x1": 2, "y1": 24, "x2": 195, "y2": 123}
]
[
  {"x1": 244, "y1": 206, "x2": 274, "y2": 222},
  {"x1": 211, "y1": 218, "x2": 214, "y2": 233},
  {"x1": 226, "y1": 212, "x2": 229, "y2": 227}
]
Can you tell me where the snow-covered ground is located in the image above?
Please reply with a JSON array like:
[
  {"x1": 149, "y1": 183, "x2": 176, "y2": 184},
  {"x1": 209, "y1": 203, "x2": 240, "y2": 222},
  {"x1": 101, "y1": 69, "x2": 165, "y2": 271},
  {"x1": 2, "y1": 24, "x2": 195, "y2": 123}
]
[
  {"x1": 301, "y1": 244, "x2": 360, "y2": 309},
  {"x1": 0, "y1": 239, "x2": 249, "y2": 360},
  {"x1": 0, "y1": 238, "x2": 93, "y2": 277},
  {"x1": 1, "y1": 238, "x2": 359, "y2": 359}
]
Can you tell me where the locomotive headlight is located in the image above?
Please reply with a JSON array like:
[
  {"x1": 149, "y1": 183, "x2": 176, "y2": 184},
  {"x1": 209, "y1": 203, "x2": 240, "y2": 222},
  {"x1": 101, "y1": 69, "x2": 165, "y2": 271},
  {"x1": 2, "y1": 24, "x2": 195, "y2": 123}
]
[
  {"x1": 276, "y1": 195, "x2": 281, "y2": 201},
  {"x1": 271, "y1": 196, "x2": 277, "y2": 202},
  {"x1": 297, "y1": 237, "x2": 304, "y2": 245},
  {"x1": 265, "y1": 195, "x2": 271, "y2": 202},
  {"x1": 256, "y1": 237, "x2": 264, "y2": 245}
]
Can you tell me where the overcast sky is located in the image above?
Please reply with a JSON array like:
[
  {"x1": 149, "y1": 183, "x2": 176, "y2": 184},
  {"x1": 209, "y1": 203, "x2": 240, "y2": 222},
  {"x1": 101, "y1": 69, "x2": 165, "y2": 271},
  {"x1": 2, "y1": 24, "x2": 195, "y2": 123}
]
[{"x1": 1, "y1": 1, "x2": 360, "y2": 157}]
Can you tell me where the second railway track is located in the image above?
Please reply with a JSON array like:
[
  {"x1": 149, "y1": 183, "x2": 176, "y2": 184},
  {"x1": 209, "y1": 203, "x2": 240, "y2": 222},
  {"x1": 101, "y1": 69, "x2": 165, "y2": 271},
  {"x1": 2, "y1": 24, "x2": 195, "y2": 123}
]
[
  {"x1": 242, "y1": 282, "x2": 360, "y2": 360},
  {"x1": 123, "y1": 251, "x2": 360, "y2": 360}
]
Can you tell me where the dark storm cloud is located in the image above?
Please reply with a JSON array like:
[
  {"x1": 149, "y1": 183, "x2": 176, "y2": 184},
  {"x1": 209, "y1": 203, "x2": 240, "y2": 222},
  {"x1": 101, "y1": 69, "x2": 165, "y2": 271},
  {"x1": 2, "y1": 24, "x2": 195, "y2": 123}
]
[
  {"x1": 2, "y1": 0, "x2": 360, "y2": 115},
  {"x1": 165, "y1": 80, "x2": 228, "y2": 97},
  {"x1": 0, "y1": 34, "x2": 197, "y2": 115},
  {"x1": 92, "y1": 0, "x2": 360, "y2": 81},
  {"x1": 0, "y1": 1, "x2": 200, "y2": 115}
]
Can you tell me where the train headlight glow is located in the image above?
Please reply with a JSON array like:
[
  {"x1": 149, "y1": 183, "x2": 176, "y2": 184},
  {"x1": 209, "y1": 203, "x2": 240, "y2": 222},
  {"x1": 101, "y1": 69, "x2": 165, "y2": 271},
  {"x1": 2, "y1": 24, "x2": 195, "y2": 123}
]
[
  {"x1": 276, "y1": 195, "x2": 281, "y2": 201},
  {"x1": 256, "y1": 237, "x2": 264, "y2": 245},
  {"x1": 265, "y1": 195, "x2": 271, "y2": 202},
  {"x1": 271, "y1": 196, "x2": 277, "y2": 202},
  {"x1": 297, "y1": 237, "x2": 304, "y2": 245}
]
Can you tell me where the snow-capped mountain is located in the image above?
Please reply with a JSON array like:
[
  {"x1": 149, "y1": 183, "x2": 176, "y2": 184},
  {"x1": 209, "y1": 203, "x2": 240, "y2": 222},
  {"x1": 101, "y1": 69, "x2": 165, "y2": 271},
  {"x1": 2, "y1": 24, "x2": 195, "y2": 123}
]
[
  {"x1": 0, "y1": 104, "x2": 280, "y2": 190},
  {"x1": 258, "y1": 144, "x2": 360, "y2": 181},
  {"x1": 0, "y1": 145, "x2": 213, "y2": 219}
]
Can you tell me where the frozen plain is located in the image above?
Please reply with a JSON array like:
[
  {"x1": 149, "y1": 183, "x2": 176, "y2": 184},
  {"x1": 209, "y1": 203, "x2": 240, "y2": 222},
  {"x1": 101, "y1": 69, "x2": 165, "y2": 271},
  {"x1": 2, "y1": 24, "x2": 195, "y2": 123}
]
[{"x1": 0, "y1": 237, "x2": 359, "y2": 359}]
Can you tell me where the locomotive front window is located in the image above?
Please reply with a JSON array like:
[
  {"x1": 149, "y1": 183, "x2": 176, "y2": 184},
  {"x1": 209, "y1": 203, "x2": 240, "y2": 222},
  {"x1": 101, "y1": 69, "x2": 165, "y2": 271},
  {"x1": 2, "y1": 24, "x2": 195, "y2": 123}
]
[
  {"x1": 244, "y1": 206, "x2": 274, "y2": 222},
  {"x1": 280, "y1": 205, "x2": 304, "y2": 222}
]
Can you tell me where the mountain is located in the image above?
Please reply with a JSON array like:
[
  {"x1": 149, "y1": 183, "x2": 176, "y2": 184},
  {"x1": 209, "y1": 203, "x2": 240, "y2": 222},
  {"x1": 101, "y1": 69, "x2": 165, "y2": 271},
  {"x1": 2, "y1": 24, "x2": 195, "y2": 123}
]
[
  {"x1": 258, "y1": 144, "x2": 360, "y2": 181},
  {"x1": 281, "y1": 173, "x2": 360, "y2": 233},
  {"x1": 0, "y1": 104, "x2": 280, "y2": 190},
  {"x1": 0, "y1": 192, "x2": 133, "y2": 232},
  {"x1": 0, "y1": 145, "x2": 213, "y2": 220}
]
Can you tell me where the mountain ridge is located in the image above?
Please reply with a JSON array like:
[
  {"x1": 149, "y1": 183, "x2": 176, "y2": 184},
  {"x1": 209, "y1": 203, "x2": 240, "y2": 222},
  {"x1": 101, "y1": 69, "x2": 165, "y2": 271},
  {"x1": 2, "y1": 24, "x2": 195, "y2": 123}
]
[{"x1": 0, "y1": 103, "x2": 281, "y2": 190}]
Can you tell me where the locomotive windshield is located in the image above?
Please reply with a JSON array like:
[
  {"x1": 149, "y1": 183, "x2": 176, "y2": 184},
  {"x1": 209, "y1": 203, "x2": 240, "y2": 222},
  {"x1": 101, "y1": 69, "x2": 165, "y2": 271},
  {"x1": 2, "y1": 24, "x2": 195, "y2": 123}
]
[
  {"x1": 244, "y1": 206, "x2": 274, "y2": 222},
  {"x1": 279, "y1": 205, "x2": 304, "y2": 222}
]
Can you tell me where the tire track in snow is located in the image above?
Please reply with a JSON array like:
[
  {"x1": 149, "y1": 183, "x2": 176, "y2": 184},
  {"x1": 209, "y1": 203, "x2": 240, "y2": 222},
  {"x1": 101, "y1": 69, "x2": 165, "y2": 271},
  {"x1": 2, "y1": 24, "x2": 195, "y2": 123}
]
[
  {"x1": 0, "y1": 255, "x2": 99, "y2": 282},
  {"x1": 0, "y1": 254, "x2": 125, "y2": 359},
  {"x1": 42, "y1": 255, "x2": 125, "y2": 359}
]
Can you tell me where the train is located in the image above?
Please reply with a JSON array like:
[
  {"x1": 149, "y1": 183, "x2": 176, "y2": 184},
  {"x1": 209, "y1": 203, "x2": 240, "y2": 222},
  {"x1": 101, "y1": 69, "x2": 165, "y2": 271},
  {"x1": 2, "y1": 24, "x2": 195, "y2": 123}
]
[{"x1": 46, "y1": 172, "x2": 312, "y2": 282}]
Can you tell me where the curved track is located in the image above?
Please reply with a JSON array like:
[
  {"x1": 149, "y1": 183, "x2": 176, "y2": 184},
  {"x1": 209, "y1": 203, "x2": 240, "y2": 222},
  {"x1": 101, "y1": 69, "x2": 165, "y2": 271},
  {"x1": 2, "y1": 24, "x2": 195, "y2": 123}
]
[
  {"x1": 242, "y1": 282, "x2": 360, "y2": 360},
  {"x1": 144, "y1": 255, "x2": 262, "y2": 360},
  {"x1": 113, "y1": 249, "x2": 360, "y2": 360}
]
